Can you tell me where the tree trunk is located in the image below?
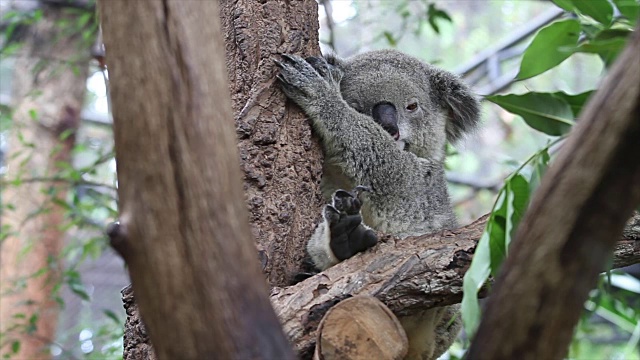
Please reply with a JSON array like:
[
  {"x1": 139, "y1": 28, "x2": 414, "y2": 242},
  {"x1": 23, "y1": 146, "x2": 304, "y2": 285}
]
[
  {"x1": 220, "y1": 0, "x2": 324, "y2": 287},
  {"x1": 98, "y1": 1, "x2": 294, "y2": 359},
  {"x1": 467, "y1": 26, "x2": 640, "y2": 360},
  {"x1": 0, "y1": 6, "x2": 89, "y2": 359}
]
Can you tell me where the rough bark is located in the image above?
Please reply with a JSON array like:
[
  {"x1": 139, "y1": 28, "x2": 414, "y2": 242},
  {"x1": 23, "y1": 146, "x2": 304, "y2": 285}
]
[
  {"x1": 0, "y1": 5, "x2": 89, "y2": 359},
  {"x1": 269, "y1": 216, "x2": 640, "y2": 357},
  {"x1": 121, "y1": 286, "x2": 157, "y2": 360},
  {"x1": 467, "y1": 26, "x2": 640, "y2": 360},
  {"x1": 98, "y1": 1, "x2": 293, "y2": 359},
  {"x1": 119, "y1": 213, "x2": 640, "y2": 359},
  {"x1": 220, "y1": 0, "x2": 324, "y2": 287}
]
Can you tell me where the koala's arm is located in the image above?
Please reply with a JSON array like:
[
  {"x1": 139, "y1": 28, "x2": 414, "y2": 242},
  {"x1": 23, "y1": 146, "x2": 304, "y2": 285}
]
[{"x1": 275, "y1": 55, "x2": 430, "y2": 193}]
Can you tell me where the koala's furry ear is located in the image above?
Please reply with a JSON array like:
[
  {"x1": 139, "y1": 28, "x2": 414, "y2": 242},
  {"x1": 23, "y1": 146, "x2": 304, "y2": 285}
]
[{"x1": 428, "y1": 69, "x2": 480, "y2": 143}]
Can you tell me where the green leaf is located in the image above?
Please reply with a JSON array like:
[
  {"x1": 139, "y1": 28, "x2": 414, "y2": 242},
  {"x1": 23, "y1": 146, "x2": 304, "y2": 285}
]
[
  {"x1": 426, "y1": 4, "x2": 452, "y2": 34},
  {"x1": 33, "y1": 9, "x2": 43, "y2": 22},
  {"x1": 11, "y1": 341, "x2": 20, "y2": 354},
  {"x1": 551, "y1": 0, "x2": 575, "y2": 12},
  {"x1": 594, "y1": 28, "x2": 634, "y2": 41},
  {"x1": 575, "y1": 37, "x2": 627, "y2": 67},
  {"x1": 574, "y1": 0, "x2": 614, "y2": 25},
  {"x1": 382, "y1": 31, "x2": 396, "y2": 46},
  {"x1": 70, "y1": 282, "x2": 90, "y2": 301},
  {"x1": 486, "y1": 93, "x2": 574, "y2": 136},
  {"x1": 551, "y1": 90, "x2": 595, "y2": 117},
  {"x1": 26, "y1": 314, "x2": 38, "y2": 334},
  {"x1": 613, "y1": 0, "x2": 640, "y2": 25},
  {"x1": 530, "y1": 148, "x2": 551, "y2": 190},
  {"x1": 103, "y1": 310, "x2": 121, "y2": 325},
  {"x1": 28, "y1": 109, "x2": 38, "y2": 121},
  {"x1": 461, "y1": 231, "x2": 492, "y2": 337},
  {"x1": 59, "y1": 128, "x2": 75, "y2": 140},
  {"x1": 66, "y1": 270, "x2": 91, "y2": 301},
  {"x1": 516, "y1": 19, "x2": 581, "y2": 80},
  {"x1": 488, "y1": 193, "x2": 507, "y2": 275},
  {"x1": 504, "y1": 175, "x2": 530, "y2": 250}
]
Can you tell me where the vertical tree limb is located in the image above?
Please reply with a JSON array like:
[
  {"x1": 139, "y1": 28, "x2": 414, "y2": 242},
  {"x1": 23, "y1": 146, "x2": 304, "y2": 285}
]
[
  {"x1": 467, "y1": 27, "x2": 640, "y2": 360},
  {"x1": 98, "y1": 1, "x2": 293, "y2": 359},
  {"x1": 220, "y1": 0, "x2": 324, "y2": 287}
]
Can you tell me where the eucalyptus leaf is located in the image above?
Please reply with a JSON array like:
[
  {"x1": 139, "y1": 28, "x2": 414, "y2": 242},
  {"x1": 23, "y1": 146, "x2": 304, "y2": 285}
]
[
  {"x1": 70, "y1": 282, "x2": 90, "y2": 301},
  {"x1": 613, "y1": 0, "x2": 640, "y2": 25},
  {"x1": 551, "y1": 0, "x2": 575, "y2": 12},
  {"x1": 103, "y1": 309, "x2": 121, "y2": 325},
  {"x1": 516, "y1": 19, "x2": 580, "y2": 80},
  {"x1": 530, "y1": 148, "x2": 551, "y2": 191},
  {"x1": 573, "y1": 0, "x2": 614, "y2": 25},
  {"x1": 461, "y1": 231, "x2": 492, "y2": 337},
  {"x1": 487, "y1": 93, "x2": 574, "y2": 136},
  {"x1": 551, "y1": 90, "x2": 595, "y2": 117},
  {"x1": 575, "y1": 37, "x2": 627, "y2": 67},
  {"x1": 488, "y1": 193, "x2": 507, "y2": 276},
  {"x1": 505, "y1": 175, "x2": 530, "y2": 251},
  {"x1": 383, "y1": 31, "x2": 396, "y2": 46},
  {"x1": 11, "y1": 341, "x2": 20, "y2": 354},
  {"x1": 426, "y1": 4, "x2": 452, "y2": 34}
]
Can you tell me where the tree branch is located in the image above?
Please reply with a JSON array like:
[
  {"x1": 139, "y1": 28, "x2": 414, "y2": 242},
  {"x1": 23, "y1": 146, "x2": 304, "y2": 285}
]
[
  {"x1": 319, "y1": 0, "x2": 336, "y2": 51},
  {"x1": 99, "y1": 1, "x2": 294, "y2": 358},
  {"x1": 447, "y1": 173, "x2": 502, "y2": 192},
  {"x1": 270, "y1": 215, "x2": 640, "y2": 357}
]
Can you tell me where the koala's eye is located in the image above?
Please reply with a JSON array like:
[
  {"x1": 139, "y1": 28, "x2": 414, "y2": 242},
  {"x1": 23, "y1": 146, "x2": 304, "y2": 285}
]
[
  {"x1": 406, "y1": 102, "x2": 418, "y2": 112},
  {"x1": 349, "y1": 102, "x2": 364, "y2": 113}
]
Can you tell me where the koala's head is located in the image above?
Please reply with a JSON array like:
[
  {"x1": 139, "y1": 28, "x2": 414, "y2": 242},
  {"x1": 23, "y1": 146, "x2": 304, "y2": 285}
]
[{"x1": 328, "y1": 50, "x2": 480, "y2": 161}]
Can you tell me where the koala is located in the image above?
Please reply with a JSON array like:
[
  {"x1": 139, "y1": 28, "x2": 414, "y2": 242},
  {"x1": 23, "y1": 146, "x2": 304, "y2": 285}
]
[{"x1": 275, "y1": 50, "x2": 480, "y2": 360}]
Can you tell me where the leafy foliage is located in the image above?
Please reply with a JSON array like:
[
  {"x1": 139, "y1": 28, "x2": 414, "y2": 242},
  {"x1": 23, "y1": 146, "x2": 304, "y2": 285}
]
[
  {"x1": 515, "y1": 19, "x2": 581, "y2": 81},
  {"x1": 0, "y1": 5, "x2": 122, "y2": 359},
  {"x1": 374, "y1": 0, "x2": 452, "y2": 47},
  {"x1": 518, "y1": 0, "x2": 637, "y2": 80},
  {"x1": 486, "y1": 93, "x2": 575, "y2": 136},
  {"x1": 462, "y1": 144, "x2": 552, "y2": 336},
  {"x1": 461, "y1": 0, "x2": 639, "y2": 345}
]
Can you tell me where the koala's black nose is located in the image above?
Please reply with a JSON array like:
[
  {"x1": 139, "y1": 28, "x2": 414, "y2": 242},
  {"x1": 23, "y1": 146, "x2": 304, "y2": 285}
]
[{"x1": 372, "y1": 102, "x2": 399, "y2": 140}]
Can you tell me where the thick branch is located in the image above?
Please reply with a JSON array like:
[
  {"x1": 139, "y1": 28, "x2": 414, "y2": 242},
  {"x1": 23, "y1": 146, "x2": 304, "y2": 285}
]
[{"x1": 270, "y1": 215, "x2": 640, "y2": 357}]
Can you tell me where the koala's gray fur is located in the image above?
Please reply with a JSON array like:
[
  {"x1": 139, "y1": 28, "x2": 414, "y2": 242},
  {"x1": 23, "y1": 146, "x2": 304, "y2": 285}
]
[{"x1": 277, "y1": 49, "x2": 480, "y2": 360}]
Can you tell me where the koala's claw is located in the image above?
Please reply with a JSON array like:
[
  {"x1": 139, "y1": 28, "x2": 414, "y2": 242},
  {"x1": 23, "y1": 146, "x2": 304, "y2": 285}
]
[
  {"x1": 306, "y1": 55, "x2": 343, "y2": 85},
  {"x1": 275, "y1": 54, "x2": 342, "y2": 114},
  {"x1": 325, "y1": 186, "x2": 378, "y2": 261}
]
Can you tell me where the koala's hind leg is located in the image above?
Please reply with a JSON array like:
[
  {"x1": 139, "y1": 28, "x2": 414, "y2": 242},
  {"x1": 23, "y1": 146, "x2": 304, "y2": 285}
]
[
  {"x1": 307, "y1": 187, "x2": 378, "y2": 271},
  {"x1": 400, "y1": 305, "x2": 462, "y2": 360}
]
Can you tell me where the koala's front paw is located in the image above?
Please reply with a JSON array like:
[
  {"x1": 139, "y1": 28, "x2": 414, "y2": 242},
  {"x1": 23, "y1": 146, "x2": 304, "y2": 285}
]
[
  {"x1": 325, "y1": 187, "x2": 378, "y2": 261},
  {"x1": 305, "y1": 56, "x2": 343, "y2": 90},
  {"x1": 274, "y1": 54, "x2": 340, "y2": 115}
]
